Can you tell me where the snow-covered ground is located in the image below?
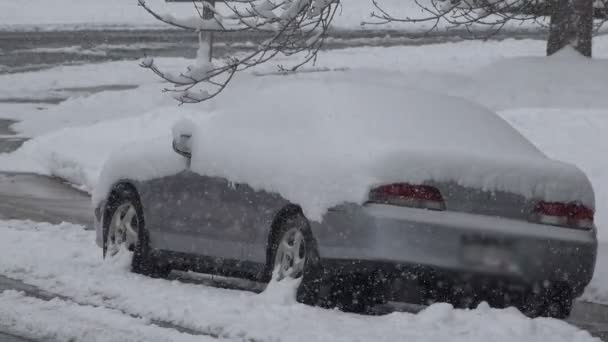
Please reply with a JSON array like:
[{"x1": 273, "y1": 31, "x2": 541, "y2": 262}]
[
  {"x1": 0, "y1": 290, "x2": 214, "y2": 342},
  {"x1": 0, "y1": 36, "x2": 607, "y2": 306},
  {"x1": 0, "y1": 0, "x2": 546, "y2": 32},
  {"x1": 0, "y1": 219, "x2": 600, "y2": 342}
]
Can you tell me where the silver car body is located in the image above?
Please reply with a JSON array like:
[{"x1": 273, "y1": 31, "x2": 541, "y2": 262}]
[{"x1": 95, "y1": 166, "x2": 597, "y2": 297}]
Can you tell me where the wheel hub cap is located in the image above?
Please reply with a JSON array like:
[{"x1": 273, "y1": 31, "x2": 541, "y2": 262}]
[
  {"x1": 107, "y1": 203, "x2": 139, "y2": 256},
  {"x1": 274, "y1": 228, "x2": 306, "y2": 281}
]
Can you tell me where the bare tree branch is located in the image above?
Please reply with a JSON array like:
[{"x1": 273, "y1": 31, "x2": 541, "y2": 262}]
[
  {"x1": 364, "y1": 0, "x2": 599, "y2": 55},
  {"x1": 140, "y1": 0, "x2": 340, "y2": 104}
]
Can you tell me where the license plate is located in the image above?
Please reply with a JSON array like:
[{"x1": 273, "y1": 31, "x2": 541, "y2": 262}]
[{"x1": 461, "y1": 236, "x2": 518, "y2": 272}]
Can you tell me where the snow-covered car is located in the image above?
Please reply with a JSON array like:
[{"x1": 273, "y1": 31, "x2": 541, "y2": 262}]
[{"x1": 93, "y1": 72, "x2": 597, "y2": 318}]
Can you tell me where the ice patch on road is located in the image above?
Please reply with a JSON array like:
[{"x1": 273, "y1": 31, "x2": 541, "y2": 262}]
[{"x1": 0, "y1": 220, "x2": 601, "y2": 342}]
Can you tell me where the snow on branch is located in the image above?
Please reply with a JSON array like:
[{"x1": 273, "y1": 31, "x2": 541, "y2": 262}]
[
  {"x1": 139, "y1": 0, "x2": 339, "y2": 104},
  {"x1": 364, "y1": 0, "x2": 604, "y2": 56},
  {"x1": 364, "y1": 0, "x2": 546, "y2": 37}
]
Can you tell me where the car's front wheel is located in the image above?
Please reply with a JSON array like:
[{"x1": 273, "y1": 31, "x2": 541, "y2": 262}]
[
  {"x1": 268, "y1": 213, "x2": 329, "y2": 305},
  {"x1": 103, "y1": 184, "x2": 170, "y2": 278}
]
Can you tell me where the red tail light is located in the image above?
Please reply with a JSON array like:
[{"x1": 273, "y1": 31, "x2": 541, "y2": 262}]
[
  {"x1": 368, "y1": 183, "x2": 445, "y2": 211},
  {"x1": 531, "y1": 201, "x2": 594, "y2": 230}
]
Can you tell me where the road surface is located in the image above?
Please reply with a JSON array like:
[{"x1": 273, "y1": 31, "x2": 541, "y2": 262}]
[{"x1": 0, "y1": 28, "x2": 546, "y2": 74}]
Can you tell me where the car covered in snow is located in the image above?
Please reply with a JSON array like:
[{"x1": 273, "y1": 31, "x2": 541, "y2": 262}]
[{"x1": 93, "y1": 72, "x2": 597, "y2": 318}]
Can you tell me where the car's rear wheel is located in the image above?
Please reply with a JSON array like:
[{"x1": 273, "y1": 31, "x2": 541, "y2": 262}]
[
  {"x1": 521, "y1": 284, "x2": 573, "y2": 319},
  {"x1": 104, "y1": 184, "x2": 171, "y2": 278},
  {"x1": 326, "y1": 272, "x2": 389, "y2": 314},
  {"x1": 268, "y1": 213, "x2": 329, "y2": 306}
]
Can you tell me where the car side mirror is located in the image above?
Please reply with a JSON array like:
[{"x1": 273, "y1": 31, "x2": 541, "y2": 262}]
[{"x1": 172, "y1": 134, "x2": 192, "y2": 158}]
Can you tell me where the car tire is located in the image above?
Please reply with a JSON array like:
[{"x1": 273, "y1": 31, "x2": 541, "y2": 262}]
[
  {"x1": 326, "y1": 272, "x2": 388, "y2": 314},
  {"x1": 521, "y1": 285, "x2": 573, "y2": 319},
  {"x1": 268, "y1": 213, "x2": 329, "y2": 306},
  {"x1": 543, "y1": 285, "x2": 574, "y2": 319},
  {"x1": 104, "y1": 184, "x2": 171, "y2": 278}
]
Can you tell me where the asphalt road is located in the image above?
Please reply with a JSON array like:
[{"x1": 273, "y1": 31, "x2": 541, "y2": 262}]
[
  {"x1": 0, "y1": 28, "x2": 606, "y2": 341},
  {"x1": 0, "y1": 172, "x2": 91, "y2": 225},
  {"x1": 0, "y1": 28, "x2": 547, "y2": 74}
]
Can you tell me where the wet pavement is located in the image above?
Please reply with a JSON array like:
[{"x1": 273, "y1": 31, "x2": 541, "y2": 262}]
[
  {"x1": 0, "y1": 28, "x2": 547, "y2": 74},
  {"x1": 0, "y1": 119, "x2": 26, "y2": 153},
  {"x1": 0, "y1": 172, "x2": 91, "y2": 226}
]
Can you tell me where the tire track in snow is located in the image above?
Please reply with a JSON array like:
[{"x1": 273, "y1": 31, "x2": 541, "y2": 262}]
[
  {"x1": 0, "y1": 221, "x2": 270, "y2": 342},
  {"x1": 0, "y1": 332, "x2": 36, "y2": 342},
  {"x1": 0, "y1": 275, "x2": 224, "y2": 341},
  {"x1": 0, "y1": 290, "x2": 219, "y2": 342}
]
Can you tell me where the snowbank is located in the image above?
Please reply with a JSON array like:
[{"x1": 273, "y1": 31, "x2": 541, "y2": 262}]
[
  {"x1": 0, "y1": 220, "x2": 600, "y2": 342},
  {"x1": 451, "y1": 47, "x2": 608, "y2": 110},
  {"x1": 10, "y1": 109, "x2": 188, "y2": 191},
  {"x1": 0, "y1": 60, "x2": 157, "y2": 107}
]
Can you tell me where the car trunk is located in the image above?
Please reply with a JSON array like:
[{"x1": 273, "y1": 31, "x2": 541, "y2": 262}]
[{"x1": 427, "y1": 180, "x2": 535, "y2": 222}]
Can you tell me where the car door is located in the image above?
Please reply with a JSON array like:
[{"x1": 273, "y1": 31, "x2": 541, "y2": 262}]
[
  {"x1": 145, "y1": 170, "x2": 251, "y2": 261},
  {"x1": 226, "y1": 181, "x2": 290, "y2": 265}
]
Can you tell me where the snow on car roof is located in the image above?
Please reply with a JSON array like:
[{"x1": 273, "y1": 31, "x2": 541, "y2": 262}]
[{"x1": 208, "y1": 71, "x2": 544, "y2": 158}]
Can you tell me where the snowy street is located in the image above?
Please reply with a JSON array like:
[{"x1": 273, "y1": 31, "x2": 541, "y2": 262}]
[
  {"x1": 1, "y1": 33, "x2": 608, "y2": 340},
  {"x1": 1, "y1": 0, "x2": 608, "y2": 340}
]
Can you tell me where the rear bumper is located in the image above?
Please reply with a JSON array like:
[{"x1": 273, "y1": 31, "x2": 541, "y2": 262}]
[{"x1": 313, "y1": 204, "x2": 597, "y2": 297}]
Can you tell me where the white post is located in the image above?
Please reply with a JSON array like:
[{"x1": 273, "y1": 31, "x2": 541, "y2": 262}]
[{"x1": 200, "y1": 0, "x2": 215, "y2": 62}]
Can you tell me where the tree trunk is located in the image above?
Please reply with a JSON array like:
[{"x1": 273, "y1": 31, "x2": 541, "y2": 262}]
[
  {"x1": 200, "y1": 0, "x2": 215, "y2": 62},
  {"x1": 547, "y1": 0, "x2": 593, "y2": 57}
]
